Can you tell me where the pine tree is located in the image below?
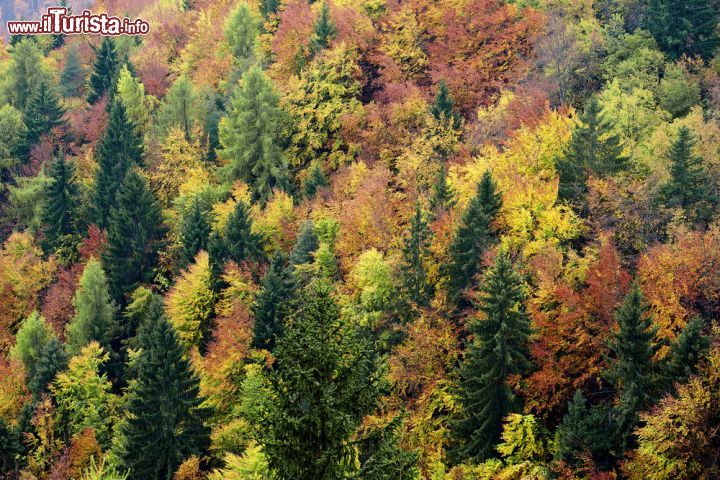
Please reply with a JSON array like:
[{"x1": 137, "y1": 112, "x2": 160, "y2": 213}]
[
  {"x1": 290, "y1": 220, "x2": 319, "y2": 266},
  {"x1": 659, "y1": 315, "x2": 709, "y2": 392},
  {"x1": 251, "y1": 254, "x2": 295, "y2": 351},
  {"x1": 557, "y1": 98, "x2": 627, "y2": 204},
  {"x1": 451, "y1": 251, "x2": 532, "y2": 463},
  {"x1": 181, "y1": 196, "x2": 211, "y2": 266},
  {"x1": 430, "y1": 162, "x2": 456, "y2": 214},
  {"x1": 660, "y1": 126, "x2": 712, "y2": 223},
  {"x1": 92, "y1": 99, "x2": 144, "y2": 227},
  {"x1": 102, "y1": 170, "x2": 164, "y2": 304},
  {"x1": 605, "y1": 282, "x2": 660, "y2": 448},
  {"x1": 445, "y1": 170, "x2": 501, "y2": 304},
  {"x1": 224, "y1": 200, "x2": 264, "y2": 265},
  {"x1": 42, "y1": 153, "x2": 78, "y2": 250},
  {"x1": 309, "y1": 1, "x2": 336, "y2": 57},
  {"x1": 66, "y1": 259, "x2": 117, "y2": 354},
  {"x1": 114, "y1": 311, "x2": 211, "y2": 480},
  {"x1": 401, "y1": 202, "x2": 432, "y2": 307},
  {"x1": 23, "y1": 78, "x2": 65, "y2": 146},
  {"x1": 60, "y1": 46, "x2": 84, "y2": 98},
  {"x1": 88, "y1": 38, "x2": 120, "y2": 104},
  {"x1": 303, "y1": 163, "x2": 330, "y2": 199},
  {"x1": 430, "y1": 79, "x2": 461, "y2": 128},
  {"x1": 259, "y1": 281, "x2": 383, "y2": 479},
  {"x1": 645, "y1": 0, "x2": 719, "y2": 60},
  {"x1": 219, "y1": 66, "x2": 288, "y2": 204}
]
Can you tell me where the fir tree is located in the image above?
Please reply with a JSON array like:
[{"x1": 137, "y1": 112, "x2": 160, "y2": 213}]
[
  {"x1": 259, "y1": 281, "x2": 383, "y2": 479},
  {"x1": 251, "y1": 253, "x2": 295, "y2": 351},
  {"x1": 60, "y1": 46, "x2": 84, "y2": 98},
  {"x1": 224, "y1": 200, "x2": 264, "y2": 265},
  {"x1": 28, "y1": 336, "x2": 68, "y2": 398},
  {"x1": 445, "y1": 170, "x2": 501, "y2": 304},
  {"x1": 207, "y1": 231, "x2": 228, "y2": 293},
  {"x1": 401, "y1": 202, "x2": 432, "y2": 307},
  {"x1": 605, "y1": 282, "x2": 660, "y2": 448},
  {"x1": 309, "y1": 1, "x2": 336, "y2": 57},
  {"x1": 430, "y1": 79, "x2": 461, "y2": 128},
  {"x1": 357, "y1": 416, "x2": 420, "y2": 479},
  {"x1": 430, "y1": 162, "x2": 456, "y2": 214},
  {"x1": 102, "y1": 170, "x2": 164, "y2": 304},
  {"x1": 219, "y1": 66, "x2": 288, "y2": 204},
  {"x1": 181, "y1": 196, "x2": 211, "y2": 265},
  {"x1": 303, "y1": 163, "x2": 330, "y2": 199},
  {"x1": 114, "y1": 311, "x2": 211, "y2": 479},
  {"x1": 557, "y1": 98, "x2": 627, "y2": 204},
  {"x1": 290, "y1": 220, "x2": 319, "y2": 266},
  {"x1": 92, "y1": 99, "x2": 144, "y2": 228},
  {"x1": 225, "y1": 3, "x2": 259, "y2": 60},
  {"x1": 87, "y1": 37, "x2": 120, "y2": 104},
  {"x1": 660, "y1": 126, "x2": 712, "y2": 223},
  {"x1": 645, "y1": 0, "x2": 720, "y2": 60},
  {"x1": 66, "y1": 259, "x2": 117, "y2": 354},
  {"x1": 556, "y1": 391, "x2": 617, "y2": 469},
  {"x1": 451, "y1": 251, "x2": 532, "y2": 463},
  {"x1": 42, "y1": 153, "x2": 77, "y2": 251},
  {"x1": 23, "y1": 78, "x2": 65, "y2": 146},
  {"x1": 659, "y1": 315, "x2": 709, "y2": 392},
  {"x1": 260, "y1": 0, "x2": 279, "y2": 18}
]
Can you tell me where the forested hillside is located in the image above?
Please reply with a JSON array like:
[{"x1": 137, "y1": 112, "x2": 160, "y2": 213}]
[{"x1": 1, "y1": 0, "x2": 720, "y2": 478}]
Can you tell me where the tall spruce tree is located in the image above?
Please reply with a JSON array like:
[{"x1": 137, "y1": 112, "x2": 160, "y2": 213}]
[
  {"x1": 430, "y1": 79, "x2": 461, "y2": 128},
  {"x1": 445, "y1": 170, "x2": 501, "y2": 305},
  {"x1": 605, "y1": 282, "x2": 660, "y2": 448},
  {"x1": 451, "y1": 251, "x2": 532, "y2": 463},
  {"x1": 251, "y1": 253, "x2": 295, "y2": 351},
  {"x1": 659, "y1": 315, "x2": 709, "y2": 391},
  {"x1": 645, "y1": 0, "x2": 719, "y2": 60},
  {"x1": 92, "y1": 99, "x2": 144, "y2": 228},
  {"x1": 260, "y1": 0, "x2": 279, "y2": 18},
  {"x1": 42, "y1": 153, "x2": 78, "y2": 250},
  {"x1": 401, "y1": 202, "x2": 432, "y2": 307},
  {"x1": 556, "y1": 98, "x2": 627, "y2": 204},
  {"x1": 87, "y1": 37, "x2": 120, "y2": 104},
  {"x1": 259, "y1": 281, "x2": 383, "y2": 479},
  {"x1": 181, "y1": 196, "x2": 211, "y2": 265},
  {"x1": 224, "y1": 200, "x2": 264, "y2": 265},
  {"x1": 303, "y1": 163, "x2": 330, "y2": 199},
  {"x1": 430, "y1": 162, "x2": 456, "y2": 214},
  {"x1": 102, "y1": 170, "x2": 164, "y2": 304},
  {"x1": 290, "y1": 220, "x2": 319, "y2": 266},
  {"x1": 309, "y1": 1, "x2": 336, "y2": 57},
  {"x1": 60, "y1": 46, "x2": 84, "y2": 98},
  {"x1": 218, "y1": 66, "x2": 288, "y2": 204},
  {"x1": 660, "y1": 126, "x2": 712, "y2": 223},
  {"x1": 66, "y1": 259, "x2": 117, "y2": 354},
  {"x1": 114, "y1": 310, "x2": 210, "y2": 479},
  {"x1": 23, "y1": 78, "x2": 65, "y2": 146}
]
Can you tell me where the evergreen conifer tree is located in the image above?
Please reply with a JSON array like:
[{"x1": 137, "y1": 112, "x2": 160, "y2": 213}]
[
  {"x1": 259, "y1": 281, "x2": 383, "y2": 479},
  {"x1": 224, "y1": 200, "x2": 264, "y2": 265},
  {"x1": 207, "y1": 231, "x2": 228, "y2": 293},
  {"x1": 445, "y1": 170, "x2": 501, "y2": 304},
  {"x1": 66, "y1": 259, "x2": 117, "y2": 354},
  {"x1": 430, "y1": 79, "x2": 461, "y2": 128},
  {"x1": 219, "y1": 66, "x2": 288, "y2": 204},
  {"x1": 645, "y1": 0, "x2": 719, "y2": 60},
  {"x1": 260, "y1": 0, "x2": 279, "y2": 18},
  {"x1": 251, "y1": 253, "x2": 295, "y2": 351},
  {"x1": 605, "y1": 282, "x2": 660, "y2": 448},
  {"x1": 114, "y1": 311, "x2": 210, "y2": 479},
  {"x1": 555, "y1": 391, "x2": 616, "y2": 469},
  {"x1": 557, "y1": 98, "x2": 627, "y2": 204},
  {"x1": 102, "y1": 170, "x2": 164, "y2": 304},
  {"x1": 303, "y1": 163, "x2": 330, "y2": 199},
  {"x1": 451, "y1": 251, "x2": 531, "y2": 462},
  {"x1": 225, "y1": 3, "x2": 259, "y2": 60},
  {"x1": 357, "y1": 417, "x2": 420, "y2": 479},
  {"x1": 659, "y1": 315, "x2": 709, "y2": 391},
  {"x1": 23, "y1": 78, "x2": 65, "y2": 146},
  {"x1": 309, "y1": 1, "x2": 336, "y2": 57},
  {"x1": 92, "y1": 99, "x2": 144, "y2": 227},
  {"x1": 60, "y1": 46, "x2": 84, "y2": 98},
  {"x1": 28, "y1": 336, "x2": 68, "y2": 398},
  {"x1": 401, "y1": 202, "x2": 432, "y2": 307},
  {"x1": 430, "y1": 162, "x2": 455, "y2": 214},
  {"x1": 290, "y1": 220, "x2": 319, "y2": 266},
  {"x1": 42, "y1": 153, "x2": 77, "y2": 250},
  {"x1": 88, "y1": 38, "x2": 120, "y2": 103},
  {"x1": 181, "y1": 196, "x2": 211, "y2": 265}
]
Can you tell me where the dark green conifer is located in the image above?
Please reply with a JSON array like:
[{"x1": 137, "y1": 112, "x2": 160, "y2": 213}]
[
  {"x1": 290, "y1": 220, "x2": 319, "y2": 266},
  {"x1": 251, "y1": 253, "x2": 295, "y2": 351},
  {"x1": 60, "y1": 46, "x2": 84, "y2": 98},
  {"x1": 303, "y1": 163, "x2": 330, "y2": 199},
  {"x1": 451, "y1": 251, "x2": 532, "y2": 462},
  {"x1": 309, "y1": 1, "x2": 336, "y2": 57},
  {"x1": 659, "y1": 315, "x2": 709, "y2": 392},
  {"x1": 645, "y1": 0, "x2": 719, "y2": 60},
  {"x1": 401, "y1": 202, "x2": 432, "y2": 307},
  {"x1": 88, "y1": 38, "x2": 120, "y2": 104},
  {"x1": 357, "y1": 416, "x2": 420, "y2": 479},
  {"x1": 42, "y1": 153, "x2": 77, "y2": 251},
  {"x1": 23, "y1": 79, "x2": 65, "y2": 146},
  {"x1": 430, "y1": 79, "x2": 461, "y2": 128},
  {"x1": 181, "y1": 196, "x2": 211, "y2": 265},
  {"x1": 445, "y1": 170, "x2": 501, "y2": 304},
  {"x1": 260, "y1": 0, "x2": 279, "y2": 18},
  {"x1": 555, "y1": 391, "x2": 616, "y2": 469},
  {"x1": 224, "y1": 200, "x2": 264, "y2": 265},
  {"x1": 430, "y1": 162, "x2": 456, "y2": 214}
]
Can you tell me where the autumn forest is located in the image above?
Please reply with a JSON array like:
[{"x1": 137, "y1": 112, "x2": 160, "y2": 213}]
[{"x1": 0, "y1": 0, "x2": 719, "y2": 478}]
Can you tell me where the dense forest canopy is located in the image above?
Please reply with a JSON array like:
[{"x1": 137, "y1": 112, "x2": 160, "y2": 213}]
[{"x1": 1, "y1": 0, "x2": 720, "y2": 478}]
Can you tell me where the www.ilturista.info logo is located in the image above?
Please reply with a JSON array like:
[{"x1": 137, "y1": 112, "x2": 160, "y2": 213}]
[{"x1": 7, "y1": 7, "x2": 150, "y2": 36}]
